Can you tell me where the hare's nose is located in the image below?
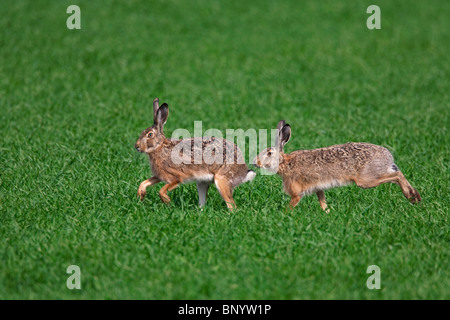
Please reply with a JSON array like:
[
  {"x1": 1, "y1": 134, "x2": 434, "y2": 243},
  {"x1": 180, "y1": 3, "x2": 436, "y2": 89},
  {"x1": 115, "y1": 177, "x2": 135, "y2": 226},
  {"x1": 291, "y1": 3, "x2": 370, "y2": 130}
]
[{"x1": 135, "y1": 144, "x2": 140, "y2": 152}]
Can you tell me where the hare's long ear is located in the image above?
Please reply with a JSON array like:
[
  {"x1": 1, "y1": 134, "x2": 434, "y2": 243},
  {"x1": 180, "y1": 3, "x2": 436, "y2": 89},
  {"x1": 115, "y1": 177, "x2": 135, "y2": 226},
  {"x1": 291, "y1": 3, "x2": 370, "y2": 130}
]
[
  {"x1": 277, "y1": 120, "x2": 285, "y2": 131},
  {"x1": 275, "y1": 120, "x2": 286, "y2": 148},
  {"x1": 278, "y1": 124, "x2": 291, "y2": 152},
  {"x1": 153, "y1": 98, "x2": 160, "y2": 121},
  {"x1": 155, "y1": 103, "x2": 169, "y2": 133}
]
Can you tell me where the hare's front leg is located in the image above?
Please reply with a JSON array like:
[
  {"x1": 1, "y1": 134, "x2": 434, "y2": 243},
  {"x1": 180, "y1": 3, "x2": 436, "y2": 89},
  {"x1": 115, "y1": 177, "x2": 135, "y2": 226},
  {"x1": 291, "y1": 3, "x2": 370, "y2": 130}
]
[
  {"x1": 137, "y1": 177, "x2": 160, "y2": 200},
  {"x1": 158, "y1": 181, "x2": 180, "y2": 204},
  {"x1": 285, "y1": 182, "x2": 304, "y2": 210},
  {"x1": 316, "y1": 191, "x2": 330, "y2": 213}
]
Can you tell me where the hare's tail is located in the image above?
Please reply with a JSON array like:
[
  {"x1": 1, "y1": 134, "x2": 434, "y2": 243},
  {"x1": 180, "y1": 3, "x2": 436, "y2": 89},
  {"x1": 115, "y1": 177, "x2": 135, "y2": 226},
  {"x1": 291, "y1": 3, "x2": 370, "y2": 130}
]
[{"x1": 243, "y1": 170, "x2": 256, "y2": 183}]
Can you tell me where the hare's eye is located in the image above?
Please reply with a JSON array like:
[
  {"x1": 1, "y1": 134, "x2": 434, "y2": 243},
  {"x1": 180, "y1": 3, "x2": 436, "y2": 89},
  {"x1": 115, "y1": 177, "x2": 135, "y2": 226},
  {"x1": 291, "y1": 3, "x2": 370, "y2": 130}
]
[
  {"x1": 267, "y1": 151, "x2": 272, "y2": 157},
  {"x1": 147, "y1": 132, "x2": 154, "y2": 138}
]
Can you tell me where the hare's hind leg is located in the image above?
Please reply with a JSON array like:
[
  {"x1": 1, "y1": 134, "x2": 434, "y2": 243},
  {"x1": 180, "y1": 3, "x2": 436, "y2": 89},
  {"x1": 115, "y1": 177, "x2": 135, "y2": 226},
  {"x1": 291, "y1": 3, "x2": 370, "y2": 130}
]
[
  {"x1": 316, "y1": 191, "x2": 330, "y2": 213},
  {"x1": 159, "y1": 181, "x2": 180, "y2": 204},
  {"x1": 354, "y1": 170, "x2": 421, "y2": 204},
  {"x1": 214, "y1": 176, "x2": 236, "y2": 211},
  {"x1": 138, "y1": 177, "x2": 161, "y2": 200},
  {"x1": 197, "y1": 181, "x2": 210, "y2": 208},
  {"x1": 395, "y1": 171, "x2": 421, "y2": 203}
]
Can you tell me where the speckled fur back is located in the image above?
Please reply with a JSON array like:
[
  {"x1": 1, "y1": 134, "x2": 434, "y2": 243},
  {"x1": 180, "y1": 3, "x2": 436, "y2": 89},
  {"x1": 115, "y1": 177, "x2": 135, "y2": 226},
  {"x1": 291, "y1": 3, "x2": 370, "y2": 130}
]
[{"x1": 280, "y1": 142, "x2": 396, "y2": 194}]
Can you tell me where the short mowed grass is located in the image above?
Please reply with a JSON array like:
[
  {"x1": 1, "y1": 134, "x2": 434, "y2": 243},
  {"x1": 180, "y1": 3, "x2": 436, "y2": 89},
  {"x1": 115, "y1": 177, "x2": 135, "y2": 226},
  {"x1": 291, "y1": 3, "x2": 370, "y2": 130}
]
[{"x1": 0, "y1": 0, "x2": 448, "y2": 299}]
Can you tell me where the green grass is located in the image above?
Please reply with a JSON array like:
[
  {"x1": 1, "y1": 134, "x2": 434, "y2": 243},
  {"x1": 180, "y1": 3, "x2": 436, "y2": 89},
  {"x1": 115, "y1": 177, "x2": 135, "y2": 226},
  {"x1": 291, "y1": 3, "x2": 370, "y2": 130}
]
[{"x1": 0, "y1": 0, "x2": 449, "y2": 299}]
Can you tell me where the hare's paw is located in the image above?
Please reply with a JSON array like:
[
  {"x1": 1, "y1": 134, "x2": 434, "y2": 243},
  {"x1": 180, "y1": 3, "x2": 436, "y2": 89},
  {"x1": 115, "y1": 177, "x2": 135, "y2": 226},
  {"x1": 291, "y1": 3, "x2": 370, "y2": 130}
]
[
  {"x1": 409, "y1": 188, "x2": 422, "y2": 204},
  {"x1": 407, "y1": 187, "x2": 422, "y2": 204},
  {"x1": 137, "y1": 188, "x2": 147, "y2": 201},
  {"x1": 159, "y1": 192, "x2": 171, "y2": 204}
]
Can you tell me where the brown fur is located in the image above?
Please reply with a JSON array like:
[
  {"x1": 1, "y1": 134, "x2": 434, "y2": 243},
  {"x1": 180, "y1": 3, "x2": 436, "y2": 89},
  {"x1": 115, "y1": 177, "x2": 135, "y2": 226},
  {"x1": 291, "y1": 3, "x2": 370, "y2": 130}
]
[
  {"x1": 254, "y1": 120, "x2": 422, "y2": 211},
  {"x1": 135, "y1": 98, "x2": 255, "y2": 210}
]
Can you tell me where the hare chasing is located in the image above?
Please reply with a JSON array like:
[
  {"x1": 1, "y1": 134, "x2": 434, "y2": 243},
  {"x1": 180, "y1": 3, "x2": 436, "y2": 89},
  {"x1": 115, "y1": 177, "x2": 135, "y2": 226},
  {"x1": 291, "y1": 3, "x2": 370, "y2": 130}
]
[
  {"x1": 254, "y1": 120, "x2": 422, "y2": 211},
  {"x1": 135, "y1": 98, "x2": 255, "y2": 210}
]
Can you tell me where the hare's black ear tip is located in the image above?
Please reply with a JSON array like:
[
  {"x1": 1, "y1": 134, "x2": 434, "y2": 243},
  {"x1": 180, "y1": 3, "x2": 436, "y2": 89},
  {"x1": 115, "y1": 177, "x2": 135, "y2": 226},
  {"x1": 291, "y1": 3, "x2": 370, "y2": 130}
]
[{"x1": 160, "y1": 103, "x2": 168, "y2": 108}]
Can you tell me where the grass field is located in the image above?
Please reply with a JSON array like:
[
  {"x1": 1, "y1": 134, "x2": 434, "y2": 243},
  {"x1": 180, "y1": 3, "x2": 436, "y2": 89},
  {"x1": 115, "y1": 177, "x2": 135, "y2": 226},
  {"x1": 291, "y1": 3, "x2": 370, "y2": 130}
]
[{"x1": 0, "y1": 0, "x2": 449, "y2": 299}]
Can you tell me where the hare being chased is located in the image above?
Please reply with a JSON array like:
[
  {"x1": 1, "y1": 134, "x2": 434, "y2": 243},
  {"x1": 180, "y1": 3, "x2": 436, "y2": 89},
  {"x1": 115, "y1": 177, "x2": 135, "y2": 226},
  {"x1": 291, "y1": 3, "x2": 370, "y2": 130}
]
[
  {"x1": 254, "y1": 120, "x2": 422, "y2": 211},
  {"x1": 135, "y1": 98, "x2": 255, "y2": 210}
]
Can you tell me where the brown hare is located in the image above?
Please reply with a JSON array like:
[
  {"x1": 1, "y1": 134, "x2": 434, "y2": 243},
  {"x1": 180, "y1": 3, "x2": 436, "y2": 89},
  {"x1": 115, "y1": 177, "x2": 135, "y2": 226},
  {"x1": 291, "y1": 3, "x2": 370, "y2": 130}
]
[
  {"x1": 135, "y1": 98, "x2": 255, "y2": 210},
  {"x1": 254, "y1": 120, "x2": 422, "y2": 211}
]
